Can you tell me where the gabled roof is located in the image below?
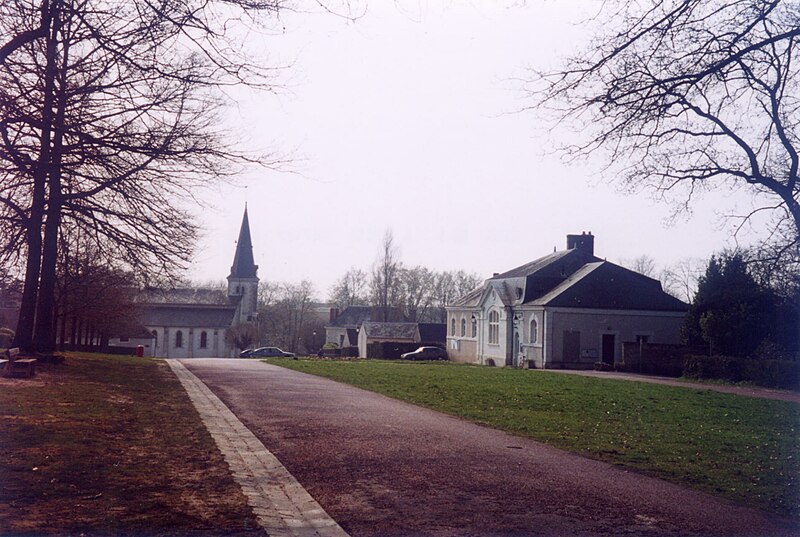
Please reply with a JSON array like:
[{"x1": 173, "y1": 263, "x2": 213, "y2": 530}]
[
  {"x1": 418, "y1": 323, "x2": 446, "y2": 343},
  {"x1": 229, "y1": 207, "x2": 258, "y2": 279},
  {"x1": 450, "y1": 285, "x2": 484, "y2": 307},
  {"x1": 328, "y1": 305, "x2": 407, "y2": 327},
  {"x1": 140, "y1": 305, "x2": 236, "y2": 328},
  {"x1": 531, "y1": 261, "x2": 688, "y2": 311},
  {"x1": 449, "y1": 241, "x2": 687, "y2": 313},
  {"x1": 137, "y1": 287, "x2": 230, "y2": 306},
  {"x1": 345, "y1": 328, "x2": 359, "y2": 345},
  {"x1": 361, "y1": 322, "x2": 418, "y2": 340}
]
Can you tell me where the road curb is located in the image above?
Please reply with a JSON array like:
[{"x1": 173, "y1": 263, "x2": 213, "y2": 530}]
[{"x1": 167, "y1": 359, "x2": 349, "y2": 537}]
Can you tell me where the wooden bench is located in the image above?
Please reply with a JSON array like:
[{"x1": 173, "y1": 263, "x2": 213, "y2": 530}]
[{"x1": 1, "y1": 348, "x2": 37, "y2": 378}]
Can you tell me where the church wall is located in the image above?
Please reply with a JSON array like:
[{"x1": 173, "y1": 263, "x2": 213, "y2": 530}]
[{"x1": 148, "y1": 325, "x2": 232, "y2": 358}]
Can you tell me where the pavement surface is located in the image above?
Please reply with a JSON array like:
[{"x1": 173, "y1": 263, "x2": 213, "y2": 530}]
[
  {"x1": 167, "y1": 360, "x2": 348, "y2": 537},
  {"x1": 180, "y1": 358, "x2": 799, "y2": 537}
]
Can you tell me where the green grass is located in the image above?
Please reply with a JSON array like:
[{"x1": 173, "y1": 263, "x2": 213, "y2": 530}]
[
  {"x1": 266, "y1": 358, "x2": 800, "y2": 518},
  {"x1": 0, "y1": 352, "x2": 261, "y2": 536}
]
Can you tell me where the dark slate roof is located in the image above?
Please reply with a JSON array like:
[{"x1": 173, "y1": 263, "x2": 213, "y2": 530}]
[
  {"x1": 450, "y1": 245, "x2": 687, "y2": 313},
  {"x1": 229, "y1": 207, "x2": 258, "y2": 279},
  {"x1": 328, "y1": 305, "x2": 407, "y2": 327},
  {"x1": 533, "y1": 262, "x2": 688, "y2": 311},
  {"x1": 140, "y1": 304, "x2": 236, "y2": 328},
  {"x1": 361, "y1": 322, "x2": 418, "y2": 339},
  {"x1": 451, "y1": 285, "x2": 484, "y2": 307},
  {"x1": 346, "y1": 328, "x2": 359, "y2": 345},
  {"x1": 418, "y1": 323, "x2": 446, "y2": 343},
  {"x1": 137, "y1": 287, "x2": 230, "y2": 306},
  {"x1": 491, "y1": 249, "x2": 598, "y2": 280}
]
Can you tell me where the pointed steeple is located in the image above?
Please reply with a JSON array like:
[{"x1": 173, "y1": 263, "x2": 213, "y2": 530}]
[{"x1": 229, "y1": 206, "x2": 258, "y2": 279}]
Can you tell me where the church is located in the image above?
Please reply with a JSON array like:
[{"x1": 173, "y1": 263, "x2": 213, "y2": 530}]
[{"x1": 113, "y1": 208, "x2": 260, "y2": 358}]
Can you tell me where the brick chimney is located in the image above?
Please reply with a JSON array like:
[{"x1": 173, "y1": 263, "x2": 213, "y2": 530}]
[{"x1": 566, "y1": 231, "x2": 594, "y2": 255}]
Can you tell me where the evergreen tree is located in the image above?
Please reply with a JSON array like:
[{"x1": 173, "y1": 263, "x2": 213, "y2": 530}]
[{"x1": 683, "y1": 253, "x2": 796, "y2": 358}]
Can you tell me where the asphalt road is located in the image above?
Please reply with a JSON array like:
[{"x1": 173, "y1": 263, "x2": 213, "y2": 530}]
[{"x1": 181, "y1": 358, "x2": 798, "y2": 537}]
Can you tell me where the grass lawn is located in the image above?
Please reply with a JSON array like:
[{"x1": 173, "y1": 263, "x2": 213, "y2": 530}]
[
  {"x1": 266, "y1": 358, "x2": 800, "y2": 518},
  {"x1": 0, "y1": 353, "x2": 263, "y2": 536}
]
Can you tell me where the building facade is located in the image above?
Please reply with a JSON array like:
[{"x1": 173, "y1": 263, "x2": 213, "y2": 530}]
[
  {"x1": 446, "y1": 233, "x2": 688, "y2": 369},
  {"x1": 128, "y1": 207, "x2": 260, "y2": 358}
]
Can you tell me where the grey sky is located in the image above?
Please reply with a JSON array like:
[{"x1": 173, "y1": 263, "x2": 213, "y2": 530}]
[{"x1": 187, "y1": 1, "x2": 761, "y2": 295}]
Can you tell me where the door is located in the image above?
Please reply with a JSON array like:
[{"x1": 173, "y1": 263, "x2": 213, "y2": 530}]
[
  {"x1": 562, "y1": 330, "x2": 580, "y2": 363},
  {"x1": 602, "y1": 334, "x2": 616, "y2": 364}
]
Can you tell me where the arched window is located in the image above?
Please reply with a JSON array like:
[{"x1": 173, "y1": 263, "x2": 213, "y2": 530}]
[
  {"x1": 175, "y1": 330, "x2": 183, "y2": 348},
  {"x1": 200, "y1": 331, "x2": 208, "y2": 348},
  {"x1": 450, "y1": 317, "x2": 456, "y2": 336},
  {"x1": 471, "y1": 316, "x2": 477, "y2": 338},
  {"x1": 529, "y1": 318, "x2": 538, "y2": 344},
  {"x1": 488, "y1": 310, "x2": 499, "y2": 344},
  {"x1": 460, "y1": 318, "x2": 466, "y2": 337}
]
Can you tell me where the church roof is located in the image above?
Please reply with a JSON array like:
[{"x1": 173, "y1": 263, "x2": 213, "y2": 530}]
[
  {"x1": 140, "y1": 304, "x2": 236, "y2": 328},
  {"x1": 137, "y1": 287, "x2": 230, "y2": 306},
  {"x1": 229, "y1": 207, "x2": 258, "y2": 279}
]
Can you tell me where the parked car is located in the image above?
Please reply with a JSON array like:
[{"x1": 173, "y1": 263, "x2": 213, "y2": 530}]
[
  {"x1": 239, "y1": 349, "x2": 255, "y2": 358},
  {"x1": 400, "y1": 346, "x2": 447, "y2": 361},
  {"x1": 248, "y1": 346, "x2": 296, "y2": 358}
]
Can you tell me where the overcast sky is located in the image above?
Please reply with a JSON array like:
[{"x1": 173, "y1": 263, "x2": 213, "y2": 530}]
[{"x1": 186, "y1": 1, "x2": 762, "y2": 296}]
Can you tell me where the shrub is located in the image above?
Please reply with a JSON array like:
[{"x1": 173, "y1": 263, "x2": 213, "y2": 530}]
[
  {"x1": 683, "y1": 355, "x2": 800, "y2": 390},
  {"x1": 593, "y1": 361, "x2": 614, "y2": 371}
]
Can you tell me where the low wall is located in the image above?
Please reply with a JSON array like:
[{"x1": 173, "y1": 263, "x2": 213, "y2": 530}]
[{"x1": 621, "y1": 342, "x2": 708, "y2": 377}]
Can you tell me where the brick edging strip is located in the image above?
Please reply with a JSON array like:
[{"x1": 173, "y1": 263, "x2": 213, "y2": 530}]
[{"x1": 166, "y1": 359, "x2": 350, "y2": 537}]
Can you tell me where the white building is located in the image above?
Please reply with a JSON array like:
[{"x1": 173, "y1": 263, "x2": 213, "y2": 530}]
[
  {"x1": 446, "y1": 233, "x2": 688, "y2": 369},
  {"x1": 116, "y1": 207, "x2": 260, "y2": 358}
]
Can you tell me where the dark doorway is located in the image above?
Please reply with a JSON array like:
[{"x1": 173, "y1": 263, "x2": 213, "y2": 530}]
[
  {"x1": 602, "y1": 334, "x2": 615, "y2": 364},
  {"x1": 562, "y1": 330, "x2": 580, "y2": 363}
]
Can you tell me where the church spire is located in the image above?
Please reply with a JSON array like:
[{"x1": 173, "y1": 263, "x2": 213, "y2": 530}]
[{"x1": 229, "y1": 206, "x2": 258, "y2": 279}]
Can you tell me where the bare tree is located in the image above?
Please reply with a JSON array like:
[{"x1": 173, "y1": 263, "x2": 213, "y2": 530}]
[
  {"x1": 399, "y1": 265, "x2": 434, "y2": 321},
  {"x1": 370, "y1": 229, "x2": 404, "y2": 321},
  {"x1": 259, "y1": 280, "x2": 316, "y2": 353},
  {"x1": 329, "y1": 267, "x2": 369, "y2": 309},
  {"x1": 528, "y1": 0, "x2": 800, "y2": 264},
  {"x1": 619, "y1": 255, "x2": 658, "y2": 278},
  {"x1": 1, "y1": 0, "x2": 285, "y2": 351},
  {"x1": 660, "y1": 257, "x2": 705, "y2": 303}
]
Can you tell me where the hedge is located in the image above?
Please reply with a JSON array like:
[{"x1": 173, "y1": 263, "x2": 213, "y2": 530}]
[{"x1": 683, "y1": 355, "x2": 800, "y2": 390}]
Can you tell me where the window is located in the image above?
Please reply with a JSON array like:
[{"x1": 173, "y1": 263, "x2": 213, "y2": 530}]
[
  {"x1": 175, "y1": 330, "x2": 183, "y2": 348},
  {"x1": 471, "y1": 316, "x2": 477, "y2": 338},
  {"x1": 529, "y1": 318, "x2": 538, "y2": 344},
  {"x1": 450, "y1": 317, "x2": 456, "y2": 336},
  {"x1": 488, "y1": 310, "x2": 499, "y2": 344},
  {"x1": 460, "y1": 318, "x2": 466, "y2": 337},
  {"x1": 200, "y1": 331, "x2": 208, "y2": 348}
]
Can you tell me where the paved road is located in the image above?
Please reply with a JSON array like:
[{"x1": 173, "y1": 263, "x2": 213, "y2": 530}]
[{"x1": 182, "y1": 359, "x2": 798, "y2": 537}]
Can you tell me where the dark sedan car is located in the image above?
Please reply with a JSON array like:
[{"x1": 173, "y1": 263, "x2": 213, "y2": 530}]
[
  {"x1": 247, "y1": 346, "x2": 296, "y2": 358},
  {"x1": 400, "y1": 346, "x2": 448, "y2": 360}
]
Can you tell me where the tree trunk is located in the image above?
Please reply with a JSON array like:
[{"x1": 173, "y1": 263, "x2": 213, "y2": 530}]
[
  {"x1": 33, "y1": 9, "x2": 67, "y2": 353},
  {"x1": 14, "y1": 0, "x2": 59, "y2": 352}
]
